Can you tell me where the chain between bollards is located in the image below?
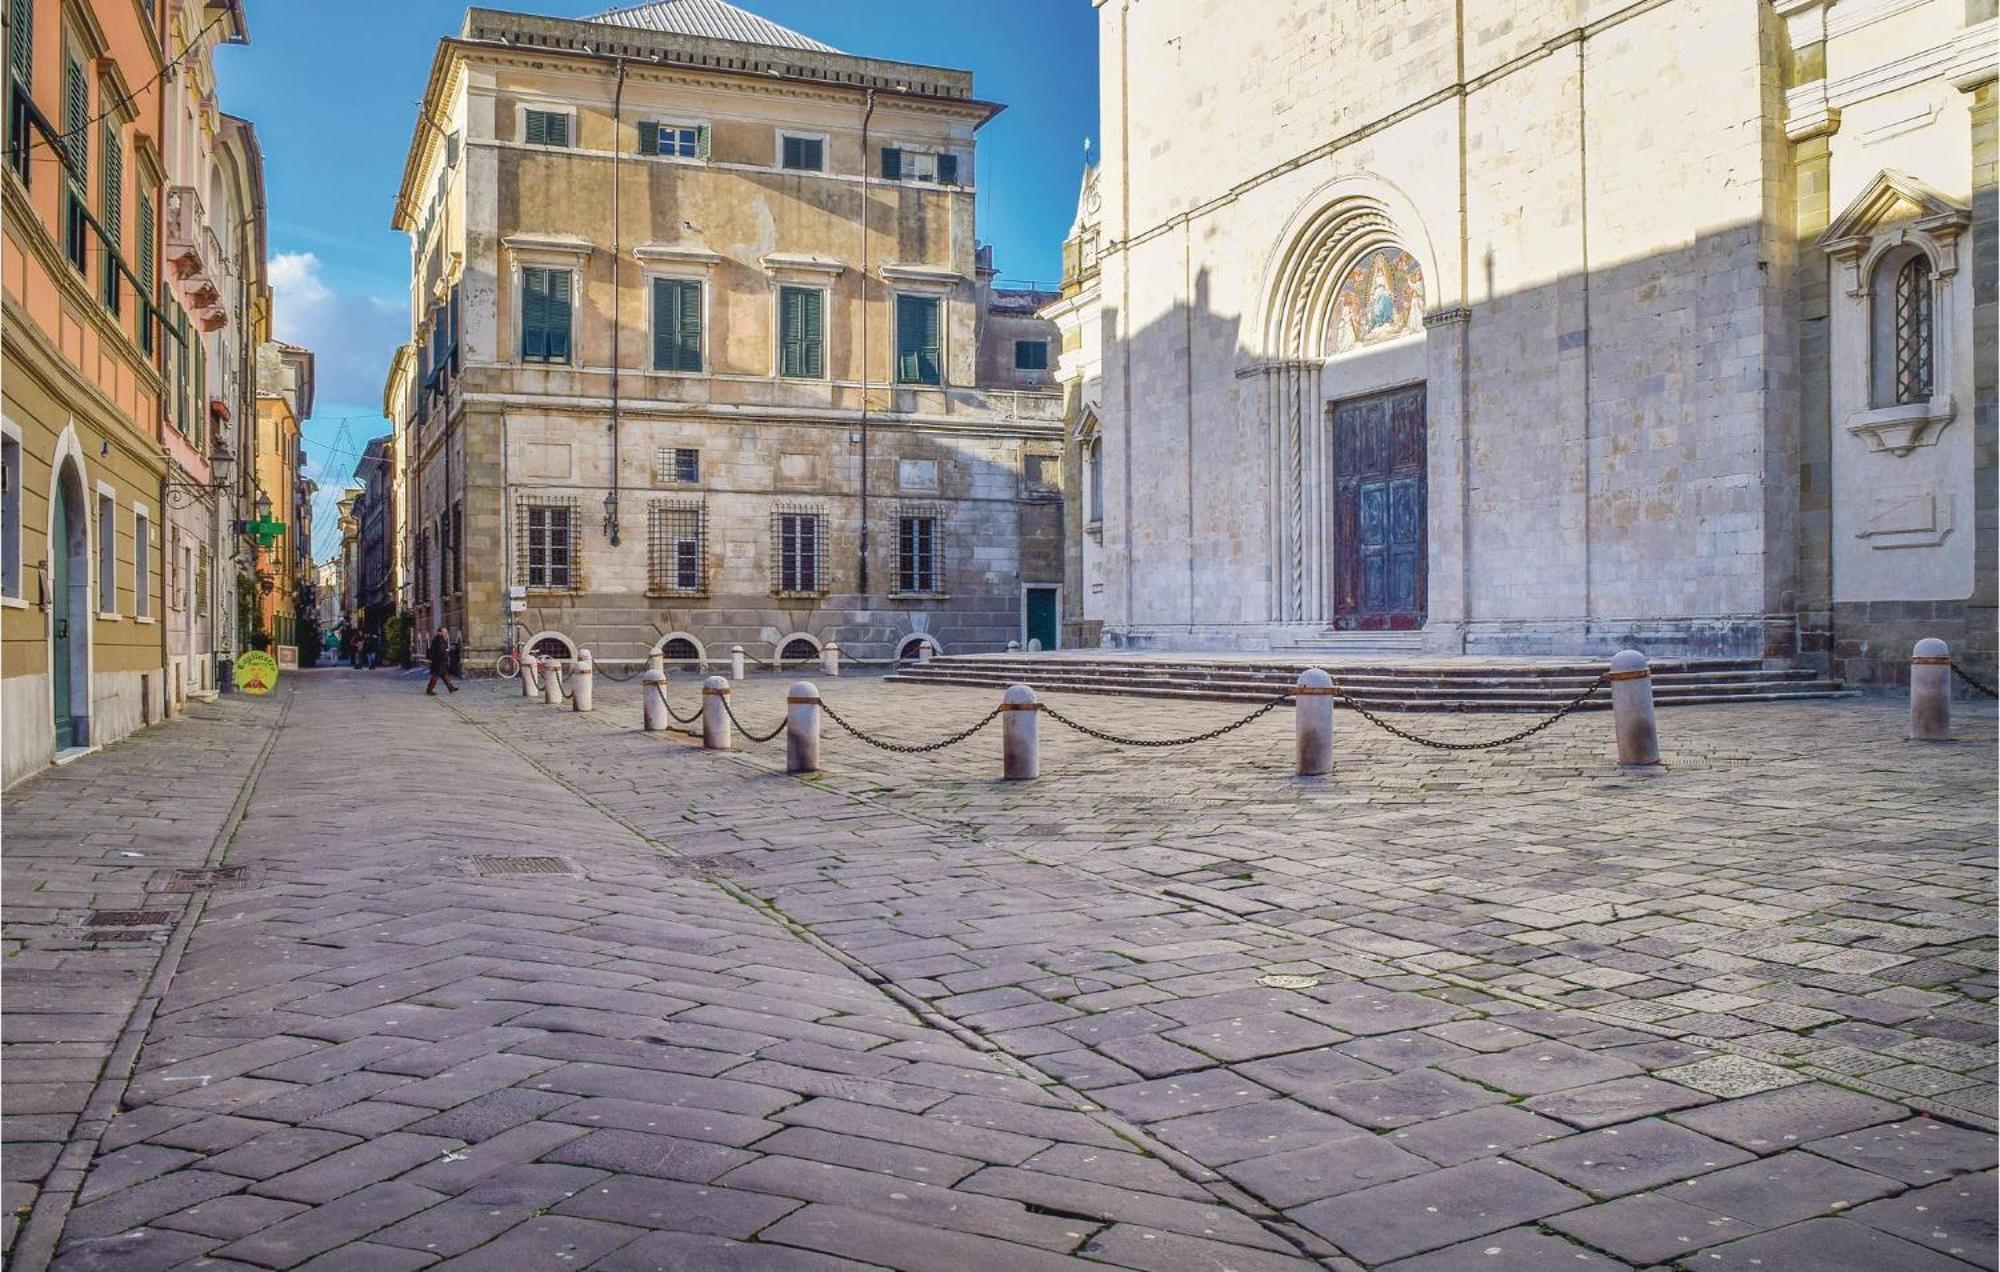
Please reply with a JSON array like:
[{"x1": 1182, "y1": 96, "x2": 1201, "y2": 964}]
[
  {"x1": 817, "y1": 698, "x2": 1004, "y2": 753},
  {"x1": 650, "y1": 680, "x2": 704, "y2": 726},
  {"x1": 1036, "y1": 692, "x2": 1294, "y2": 748},
  {"x1": 720, "y1": 693, "x2": 788, "y2": 743},
  {"x1": 1952, "y1": 662, "x2": 1998, "y2": 699},
  {"x1": 1331, "y1": 673, "x2": 1609, "y2": 752}
]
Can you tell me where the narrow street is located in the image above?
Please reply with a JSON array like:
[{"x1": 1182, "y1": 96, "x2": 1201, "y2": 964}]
[{"x1": 3, "y1": 670, "x2": 1994, "y2": 1270}]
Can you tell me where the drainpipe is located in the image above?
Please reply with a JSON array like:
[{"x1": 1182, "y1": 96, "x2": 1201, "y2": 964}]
[
  {"x1": 858, "y1": 88, "x2": 876, "y2": 595},
  {"x1": 605, "y1": 51, "x2": 627, "y2": 547}
]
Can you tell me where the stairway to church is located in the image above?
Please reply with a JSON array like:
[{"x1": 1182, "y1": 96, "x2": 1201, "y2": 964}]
[{"x1": 886, "y1": 653, "x2": 1855, "y2": 712}]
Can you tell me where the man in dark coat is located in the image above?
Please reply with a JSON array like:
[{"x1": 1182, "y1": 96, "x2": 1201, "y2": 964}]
[{"x1": 425, "y1": 626, "x2": 459, "y2": 695}]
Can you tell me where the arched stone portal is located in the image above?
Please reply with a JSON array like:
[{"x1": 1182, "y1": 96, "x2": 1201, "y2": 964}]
[
  {"x1": 50, "y1": 455, "x2": 92, "y2": 749},
  {"x1": 1246, "y1": 179, "x2": 1467, "y2": 647}
]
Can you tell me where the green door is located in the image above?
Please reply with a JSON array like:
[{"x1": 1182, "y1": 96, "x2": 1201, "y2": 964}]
[
  {"x1": 52, "y1": 481, "x2": 74, "y2": 749},
  {"x1": 1025, "y1": 587, "x2": 1058, "y2": 651}
]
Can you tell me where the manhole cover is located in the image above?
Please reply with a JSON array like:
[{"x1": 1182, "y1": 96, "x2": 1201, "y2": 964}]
[
  {"x1": 465, "y1": 856, "x2": 576, "y2": 876},
  {"x1": 158, "y1": 867, "x2": 249, "y2": 890},
  {"x1": 1257, "y1": 974, "x2": 1322, "y2": 991},
  {"x1": 85, "y1": 909, "x2": 176, "y2": 928}
]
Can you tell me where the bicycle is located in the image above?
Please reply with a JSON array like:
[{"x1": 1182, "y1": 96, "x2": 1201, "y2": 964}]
[{"x1": 494, "y1": 619, "x2": 528, "y2": 679}]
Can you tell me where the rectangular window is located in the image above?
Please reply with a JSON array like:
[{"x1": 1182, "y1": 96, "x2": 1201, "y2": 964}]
[
  {"x1": 520, "y1": 266, "x2": 572, "y2": 363},
  {"x1": 648, "y1": 501, "x2": 705, "y2": 594},
  {"x1": 136, "y1": 191, "x2": 154, "y2": 352},
  {"x1": 639, "y1": 120, "x2": 703, "y2": 158},
  {"x1": 656, "y1": 447, "x2": 699, "y2": 484},
  {"x1": 773, "y1": 511, "x2": 822, "y2": 594},
  {"x1": 895, "y1": 293, "x2": 941, "y2": 385},
  {"x1": 196, "y1": 545, "x2": 209, "y2": 618},
  {"x1": 651, "y1": 277, "x2": 702, "y2": 372},
  {"x1": 1, "y1": 433, "x2": 19, "y2": 598},
  {"x1": 882, "y1": 148, "x2": 956, "y2": 185},
  {"x1": 777, "y1": 285, "x2": 824, "y2": 378},
  {"x1": 60, "y1": 52, "x2": 85, "y2": 176},
  {"x1": 96, "y1": 490, "x2": 115, "y2": 613},
  {"x1": 523, "y1": 108, "x2": 570, "y2": 147},
  {"x1": 62, "y1": 185, "x2": 86, "y2": 271},
  {"x1": 897, "y1": 514, "x2": 939, "y2": 595},
  {"x1": 451, "y1": 502, "x2": 463, "y2": 592},
  {"x1": 520, "y1": 500, "x2": 576, "y2": 590},
  {"x1": 133, "y1": 507, "x2": 150, "y2": 618},
  {"x1": 1014, "y1": 339, "x2": 1049, "y2": 371},
  {"x1": 780, "y1": 134, "x2": 824, "y2": 172}
]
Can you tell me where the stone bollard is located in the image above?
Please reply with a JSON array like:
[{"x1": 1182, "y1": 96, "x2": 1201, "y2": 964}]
[
  {"x1": 1608, "y1": 649, "x2": 1660, "y2": 766},
  {"x1": 1007, "y1": 640, "x2": 1020, "y2": 653},
  {"x1": 1911, "y1": 638, "x2": 1952, "y2": 740},
  {"x1": 702, "y1": 675, "x2": 731, "y2": 750},
  {"x1": 1001, "y1": 683, "x2": 1039, "y2": 780},
  {"x1": 917, "y1": 640, "x2": 933, "y2": 665},
  {"x1": 647, "y1": 650, "x2": 664, "y2": 675},
  {"x1": 823, "y1": 642, "x2": 840, "y2": 677},
  {"x1": 544, "y1": 658, "x2": 564, "y2": 706},
  {"x1": 522, "y1": 656, "x2": 541, "y2": 697},
  {"x1": 1027, "y1": 638, "x2": 1042, "y2": 653},
  {"x1": 641, "y1": 663, "x2": 669, "y2": 732},
  {"x1": 1295, "y1": 668, "x2": 1334, "y2": 776},
  {"x1": 572, "y1": 649, "x2": 595, "y2": 713},
  {"x1": 787, "y1": 681, "x2": 821, "y2": 774},
  {"x1": 731, "y1": 644, "x2": 746, "y2": 682}
]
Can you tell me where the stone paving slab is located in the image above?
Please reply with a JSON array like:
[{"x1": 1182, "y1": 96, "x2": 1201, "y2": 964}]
[{"x1": 7, "y1": 669, "x2": 1996, "y2": 1269}]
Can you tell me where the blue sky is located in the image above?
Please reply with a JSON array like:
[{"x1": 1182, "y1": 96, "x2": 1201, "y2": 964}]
[{"x1": 214, "y1": 0, "x2": 1099, "y2": 562}]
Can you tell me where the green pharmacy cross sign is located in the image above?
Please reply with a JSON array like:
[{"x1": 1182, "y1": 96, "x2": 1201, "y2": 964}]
[{"x1": 245, "y1": 517, "x2": 285, "y2": 547}]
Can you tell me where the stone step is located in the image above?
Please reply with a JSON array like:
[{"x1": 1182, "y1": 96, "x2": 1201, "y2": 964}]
[{"x1": 885, "y1": 653, "x2": 1852, "y2": 712}]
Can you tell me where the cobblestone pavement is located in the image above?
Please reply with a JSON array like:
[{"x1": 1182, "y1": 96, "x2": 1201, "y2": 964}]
[{"x1": 4, "y1": 668, "x2": 1994, "y2": 1270}]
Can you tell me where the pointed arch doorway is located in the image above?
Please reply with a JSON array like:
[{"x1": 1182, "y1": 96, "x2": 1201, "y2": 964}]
[{"x1": 50, "y1": 457, "x2": 91, "y2": 749}]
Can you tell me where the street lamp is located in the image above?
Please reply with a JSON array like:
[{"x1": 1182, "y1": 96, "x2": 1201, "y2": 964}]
[{"x1": 163, "y1": 442, "x2": 237, "y2": 508}]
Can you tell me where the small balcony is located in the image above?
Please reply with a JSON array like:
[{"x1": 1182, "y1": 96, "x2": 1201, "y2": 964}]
[{"x1": 164, "y1": 185, "x2": 217, "y2": 290}]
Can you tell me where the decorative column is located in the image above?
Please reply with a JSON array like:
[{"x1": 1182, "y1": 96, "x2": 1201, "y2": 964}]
[{"x1": 1422, "y1": 307, "x2": 1471, "y2": 654}]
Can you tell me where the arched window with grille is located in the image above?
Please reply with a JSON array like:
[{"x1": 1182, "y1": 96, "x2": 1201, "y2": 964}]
[{"x1": 1870, "y1": 249, "x2": 1934, "y2": 408}]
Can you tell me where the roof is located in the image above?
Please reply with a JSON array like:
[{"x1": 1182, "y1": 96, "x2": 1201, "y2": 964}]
[{"x1": 585, "y1": 1, "x2": 838, "y2": 53}]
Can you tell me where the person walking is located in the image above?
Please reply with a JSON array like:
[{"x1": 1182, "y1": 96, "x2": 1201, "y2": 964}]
[{"x1": 425, "y1": 626, "x2": 459, "y2": 695}]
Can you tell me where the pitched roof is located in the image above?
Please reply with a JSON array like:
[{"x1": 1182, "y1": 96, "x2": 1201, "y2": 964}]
[{"x1": 586, "y1": 1, "x2": 838, "y2": 53}]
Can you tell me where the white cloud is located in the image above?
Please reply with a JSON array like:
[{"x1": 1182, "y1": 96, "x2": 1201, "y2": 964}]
[{"x1": 266, "y1": 250, "x2": 405, "y2": 416}]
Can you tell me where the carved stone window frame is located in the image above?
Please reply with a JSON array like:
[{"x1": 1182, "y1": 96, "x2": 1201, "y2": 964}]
[{"x1": 1819, "y1": 170, "x2": 1970, "y2": 456}]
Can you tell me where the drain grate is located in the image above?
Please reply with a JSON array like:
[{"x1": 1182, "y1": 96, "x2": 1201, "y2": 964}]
[
  {"x1": 465, "y1": 856, "x2": 576, "y2": 877},
  {"x1": 85, "y1": 909, "x2": 176, "y2": 928},
  {"x1": 85, "y1": 930, "x2": 159, "y2": 942},
  {"x1": 158, "y1": 866, "x2": 249, "y2": 890}
]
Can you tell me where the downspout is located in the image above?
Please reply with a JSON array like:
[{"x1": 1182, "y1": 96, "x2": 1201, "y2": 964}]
[
  {"x1": 605, "y1": 53, "x2": 627, "y2": 546},
  {"x1": 858, "y1": 88, "x2": 876, "y2": 595}
]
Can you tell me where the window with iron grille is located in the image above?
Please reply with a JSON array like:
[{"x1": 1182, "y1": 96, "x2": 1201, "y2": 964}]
[
  {"x1": 1893, "y1": 256, "x2": 1933, "y2": 405},
  {"x1": 655, "y1": 447, "x2": 699, "y2": 485},
  {"x1": 518, "y1": 498, "x2": 578, "y2": 591},
  {"x1": 195, "y1": 545, "x2": 209, "y2": 619},
  {"x1": 896, "y1": 510, "x2": 941, "y2": 595},
  {"x1": 647, "y1": 500, "x2": 705, "y2": 595},
  {"x1": 771, "y1": 509, "x2": 824, "y2": 595}
]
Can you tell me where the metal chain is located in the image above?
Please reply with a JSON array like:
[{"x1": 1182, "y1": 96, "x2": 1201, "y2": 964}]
[
  {"x1": 1037, "y1": 691, "x2": 1295, "y2": 748},
  {"x1": 1331, "y1": 673, "x2": 1608, "y2": 751},
  {"x1": 594, "y1": 663, "x2": 643, "y2": 682},
  {"x1": 1951, "y1": 662, "x2": 1999, "y2": 699},
  {"x1": 818, "y1": 699, "x2": 1003, "y2": 754},
  {"x1": 650, "y1": 681, "x2": 705, "y2": 726},
  {"x1": 720, "y1": 695, "x2": 788, "y2": 743}
]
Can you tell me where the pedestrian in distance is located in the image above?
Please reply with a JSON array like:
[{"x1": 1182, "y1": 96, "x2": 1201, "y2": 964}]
[{"x1": 425, "y1": 626, "x2": 459, "y2": 695}]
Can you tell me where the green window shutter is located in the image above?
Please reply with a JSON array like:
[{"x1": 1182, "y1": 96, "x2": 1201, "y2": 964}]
[
  {"x1": 895, "y1": 294, "x2": 919, "y2": 382},
  {"x1": 936, "y1": 153, "x2": 958, "y2": 186},
  {"x1": 675, "y1": 279, "x2": 702, "y2": 370},
  {"x1": 521, "y1": 267, "x2": 546, "y2": 360},
  {"x1": 9, "y1": 0, "x2": 30, "y2": 89},
  {"x1": 61, "y1": 54, "x2": 85, "y2": 176},
  {"x1": 637, "y1": 120, "x2": 658, "y2": 154},
  {"x1": 897, "y1": 295, "x2": 939, "y2": 384},
  {"x1": 136, "y1": 190, "x2": 153, "y2": 290},
  {"x1": 695, "y1": 124, "x2": 710, "y2": 160},
  {"x1": 550, "y1": 112, "x2": 570, "y2": 147},
  {"x1": 446, "y1": 130, "x2": 461, "y2": 167},
  {"x1": 801, "y1": 287, "x2": 823, "y2": 377},
  {"x1": 100, "y1": 122, "x2": 119, "y2": 245},
  {"x1": 546, "y1": 269, "x2": 571, "y2": 361},
  {"x1": 880, "y1": 147, "x2": 901, "y2": 180},
  {"x1": 651, "y1": 277, "x2": 674, "y2": 369},
  {"x1": 524, "y1": 110, "x2": 544, "y2": 146}
]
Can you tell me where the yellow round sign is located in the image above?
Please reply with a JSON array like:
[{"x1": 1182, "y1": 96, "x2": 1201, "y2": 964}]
[{"x1": 237, "y1": 650, "x2": 280, "y2": 696}]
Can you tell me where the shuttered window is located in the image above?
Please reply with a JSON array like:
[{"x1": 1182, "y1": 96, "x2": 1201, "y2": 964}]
[
  {"x1": 637, "y1": 120, "x2": 704, "y2": 158},
  {"x1": 777, "y1": 285, "x2": 823, "y2": 378},
  {"x1": 60, "y1": 52, "x2": 84, "y2": 177},
  {"x1": 895, "y1": 293, "x2": 941, "y2": 385},
  {"x1": 99, "y1": 119, "x2": 120, "y2": 312},
  {"x1": 520, "y1": 266, "x2": 572, "y2": 363},
  {"x1": 651, "y1": 277, "x2": 702, "y2": 372},
  {"x1": 523, "y1": 108, "x2": 570, "y2": 147},
  {"x1": 8, "y1": 0, "x2": 29, "y2": 90},
  {"x1": 136, "y1": 190, "x2": 154, "y2": 316},
  {"x1": 773, "y1": 511, "x2": 822, "y2": 594},
  {"x1": 780, "y1": 134, "x2": 823, "y2": 171}
]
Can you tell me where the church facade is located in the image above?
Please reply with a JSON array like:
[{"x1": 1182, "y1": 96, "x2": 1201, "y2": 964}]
[{"x1": 1068, "y1": 0, "x2": 1994, "y2": 685}]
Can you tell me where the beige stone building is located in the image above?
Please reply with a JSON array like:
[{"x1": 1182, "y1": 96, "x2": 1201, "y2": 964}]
[
  {"x1": 1077, "y1": 0, "x2": 1994, "y2": 686},
  {"x1": 389, "y1": 1, "x2": 1062, "y2": 670}
]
